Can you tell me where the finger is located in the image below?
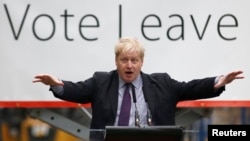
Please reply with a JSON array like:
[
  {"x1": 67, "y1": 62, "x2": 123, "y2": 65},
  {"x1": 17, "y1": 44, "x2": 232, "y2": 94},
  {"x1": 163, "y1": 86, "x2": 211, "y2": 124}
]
[
  {"x1": 32, "y1": 79, "x2": 41, "y2": 83},
  {"x1": 235, "y1": 76, "x2": 244, "y2": 79},
  {"x1": 234, "y1": 71, "x2": 243, "y2": 75}
]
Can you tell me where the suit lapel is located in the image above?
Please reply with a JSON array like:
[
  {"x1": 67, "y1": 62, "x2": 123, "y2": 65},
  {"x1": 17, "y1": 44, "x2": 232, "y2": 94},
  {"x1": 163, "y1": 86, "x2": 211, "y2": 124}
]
[
  {"x1": 108, "y1": 71, "x2": 120, "y2": 116},
  {"x1": 141, "y1": 73, "x2": 156, "y2": 116}
]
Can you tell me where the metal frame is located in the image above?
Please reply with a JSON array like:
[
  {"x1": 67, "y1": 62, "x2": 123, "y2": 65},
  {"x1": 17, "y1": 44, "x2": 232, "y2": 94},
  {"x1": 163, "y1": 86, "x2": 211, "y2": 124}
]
[{"x1": 29, "y1": 108, "x2": 92, "y2": 141}]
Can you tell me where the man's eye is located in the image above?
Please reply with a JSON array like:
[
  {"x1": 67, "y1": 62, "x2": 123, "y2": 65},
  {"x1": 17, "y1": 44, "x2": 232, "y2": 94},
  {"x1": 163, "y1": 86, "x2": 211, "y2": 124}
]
[
  {"x1": 131, "y1": 59, "x2": 138, "y2": 63},
  {"x1": 121, "y1": 58, "x2": 128, "y2": 63}
]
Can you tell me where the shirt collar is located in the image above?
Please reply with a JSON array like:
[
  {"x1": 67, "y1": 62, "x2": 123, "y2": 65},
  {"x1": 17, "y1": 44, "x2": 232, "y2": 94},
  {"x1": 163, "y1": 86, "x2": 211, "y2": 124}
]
[{"x1": 118, "y1": 74, "x2": 142, "y2": 89}]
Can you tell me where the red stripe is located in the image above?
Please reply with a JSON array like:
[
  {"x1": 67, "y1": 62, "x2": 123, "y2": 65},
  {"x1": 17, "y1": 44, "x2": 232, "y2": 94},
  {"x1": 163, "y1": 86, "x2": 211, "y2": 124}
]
[
  {"x1": 0, "y1": 101, "x2": 91, "y2": 108},
  {"x1": 177, "y1": 100, "x2": 250, "y2": 107},
  {"x1": 0, "y1": 100, "x2": 249, "y2": 108}
]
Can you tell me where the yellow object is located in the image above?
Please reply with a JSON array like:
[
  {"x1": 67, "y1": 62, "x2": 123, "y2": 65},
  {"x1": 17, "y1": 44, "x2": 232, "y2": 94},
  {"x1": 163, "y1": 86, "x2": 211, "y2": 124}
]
[{"x1": 1, "y1": 116, "x2": 81, "y2": 141}]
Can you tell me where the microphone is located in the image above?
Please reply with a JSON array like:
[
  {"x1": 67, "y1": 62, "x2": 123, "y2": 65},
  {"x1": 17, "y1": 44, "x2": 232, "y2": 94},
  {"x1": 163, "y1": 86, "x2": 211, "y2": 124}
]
[
  {"x1": 146, "y1": 102, "x2": 152, "y2": 126},
  {"x1": 144, "y1": 96, "x2": 153, "y2": 126},
  {"x1": 131, "y1": 84, "x2": 140, "y2": 127}
]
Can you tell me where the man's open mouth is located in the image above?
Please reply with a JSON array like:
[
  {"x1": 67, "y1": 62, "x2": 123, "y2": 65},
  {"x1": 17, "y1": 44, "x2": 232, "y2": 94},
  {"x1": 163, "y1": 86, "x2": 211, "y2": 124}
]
[{"x1": 125, "y1": 71, "x2": 133, "y2": 75}]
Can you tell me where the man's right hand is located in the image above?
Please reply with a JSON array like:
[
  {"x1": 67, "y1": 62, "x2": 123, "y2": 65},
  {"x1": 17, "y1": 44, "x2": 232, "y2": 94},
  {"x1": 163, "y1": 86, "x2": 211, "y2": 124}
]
[{"x1": 32, "y1": 74, "x2": 64, "y2": 86}]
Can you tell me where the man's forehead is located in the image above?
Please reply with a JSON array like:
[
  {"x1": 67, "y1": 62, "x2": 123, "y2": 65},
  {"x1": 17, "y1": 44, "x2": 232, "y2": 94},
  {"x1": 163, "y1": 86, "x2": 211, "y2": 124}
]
[{"x1": 120, "y1": 50, "x2": 140, "y2": 57}]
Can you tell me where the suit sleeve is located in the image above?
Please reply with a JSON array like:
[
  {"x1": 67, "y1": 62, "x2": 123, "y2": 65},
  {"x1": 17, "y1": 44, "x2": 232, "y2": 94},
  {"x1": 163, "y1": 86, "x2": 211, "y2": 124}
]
[
  {"x1": 175, "y1": 76, "x2": 225, "y2": 101},
  {"x1": 51, "y1": 77, "x2": 96, "y2": 103}
]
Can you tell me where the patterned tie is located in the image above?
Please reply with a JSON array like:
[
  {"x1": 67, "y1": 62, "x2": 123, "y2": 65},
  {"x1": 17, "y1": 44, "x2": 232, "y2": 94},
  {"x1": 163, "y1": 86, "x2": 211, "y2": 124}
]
[{"x1": 118, "y1": 83, "x2": 131, "y2": 126}]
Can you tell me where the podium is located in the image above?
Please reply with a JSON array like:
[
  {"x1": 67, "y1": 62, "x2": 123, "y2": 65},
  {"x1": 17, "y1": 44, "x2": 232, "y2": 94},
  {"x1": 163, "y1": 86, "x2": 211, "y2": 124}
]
[{"x1": 104, "y1": 126, "x2": 184, "y2": 141}]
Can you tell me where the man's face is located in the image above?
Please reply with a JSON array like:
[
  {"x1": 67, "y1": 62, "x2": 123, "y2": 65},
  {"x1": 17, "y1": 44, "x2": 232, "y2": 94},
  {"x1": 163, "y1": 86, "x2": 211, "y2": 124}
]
[{"x1": 116, "y1": 50, "x2": 143, "y2": 83}]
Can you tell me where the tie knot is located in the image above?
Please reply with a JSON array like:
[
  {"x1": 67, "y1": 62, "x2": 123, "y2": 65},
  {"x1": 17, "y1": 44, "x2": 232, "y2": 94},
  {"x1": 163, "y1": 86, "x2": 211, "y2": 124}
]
[
  {"x1": 125, "y1": 83, "x2": 134, "y2": 88},
  {"x1": 123, "y1": 83, "x2": 131, "y2": 94},
  {"x1": 125, "y1": 83, "x2": 131, "y2": 87}
]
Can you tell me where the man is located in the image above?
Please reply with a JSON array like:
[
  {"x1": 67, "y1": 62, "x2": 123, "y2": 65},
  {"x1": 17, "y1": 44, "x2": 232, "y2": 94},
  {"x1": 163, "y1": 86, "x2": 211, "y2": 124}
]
[{"x1": 33, "y1": 37, "x2": 244, "y2": 140}]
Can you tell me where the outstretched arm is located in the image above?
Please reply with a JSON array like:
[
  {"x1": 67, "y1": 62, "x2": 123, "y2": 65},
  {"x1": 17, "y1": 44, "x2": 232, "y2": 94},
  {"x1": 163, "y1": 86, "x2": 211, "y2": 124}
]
[
  {"x1": 32, "y1": 74, "x2": 64, "y2": 86},
  {"x1": 214, "y1": 70, "x2": 244, "y2": 89}
]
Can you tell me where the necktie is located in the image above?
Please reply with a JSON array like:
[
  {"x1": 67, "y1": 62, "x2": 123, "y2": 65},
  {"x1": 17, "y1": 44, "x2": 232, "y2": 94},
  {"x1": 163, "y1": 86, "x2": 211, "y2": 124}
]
[{"x1": 118, "y1": 83, "x2": 131, "y2": 126}]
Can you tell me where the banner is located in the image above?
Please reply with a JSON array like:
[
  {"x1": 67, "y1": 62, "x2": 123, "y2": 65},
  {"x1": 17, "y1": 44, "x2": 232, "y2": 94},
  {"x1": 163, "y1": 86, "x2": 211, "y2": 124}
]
[{"x1": 0, "y1": 0, "x2": 249, "y2": 102}]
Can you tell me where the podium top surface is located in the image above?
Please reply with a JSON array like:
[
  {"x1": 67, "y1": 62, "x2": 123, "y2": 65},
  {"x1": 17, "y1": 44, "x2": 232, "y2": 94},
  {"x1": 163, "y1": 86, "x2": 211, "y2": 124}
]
[{"x1": 104, "y1": 126, "x2": 184, "y2": 141}]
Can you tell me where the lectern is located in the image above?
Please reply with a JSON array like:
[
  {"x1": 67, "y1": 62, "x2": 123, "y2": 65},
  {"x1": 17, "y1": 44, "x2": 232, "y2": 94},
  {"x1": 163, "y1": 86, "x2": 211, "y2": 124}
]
[{"x1": 105, "y1": 126, "x2": 183, "y2": 141}]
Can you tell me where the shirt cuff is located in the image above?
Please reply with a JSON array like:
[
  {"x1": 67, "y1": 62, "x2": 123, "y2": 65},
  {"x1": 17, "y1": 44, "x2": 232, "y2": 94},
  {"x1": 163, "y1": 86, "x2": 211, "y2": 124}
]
[{"x1": 50, "y1": 85, "x2": 64, "y2": 95}]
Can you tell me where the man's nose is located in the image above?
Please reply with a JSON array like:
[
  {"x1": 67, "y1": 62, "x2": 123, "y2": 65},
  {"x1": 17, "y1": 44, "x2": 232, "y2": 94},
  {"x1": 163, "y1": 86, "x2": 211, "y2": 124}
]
[{"x1": 126, "y1": 60, "x2": 133, "y2": 67}]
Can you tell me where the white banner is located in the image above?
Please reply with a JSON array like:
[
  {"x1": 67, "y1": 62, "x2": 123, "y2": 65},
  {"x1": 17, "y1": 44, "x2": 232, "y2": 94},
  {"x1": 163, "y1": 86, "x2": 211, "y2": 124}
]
[{"x1": 0, "y1": 0, "x2": 249, "y2": 100}]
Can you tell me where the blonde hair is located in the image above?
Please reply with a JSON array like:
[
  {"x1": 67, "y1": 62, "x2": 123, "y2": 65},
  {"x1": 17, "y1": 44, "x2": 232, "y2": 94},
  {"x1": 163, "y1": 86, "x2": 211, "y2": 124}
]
[{"x1": 115, "y1": 37, "x2": 145, "y2": 60}]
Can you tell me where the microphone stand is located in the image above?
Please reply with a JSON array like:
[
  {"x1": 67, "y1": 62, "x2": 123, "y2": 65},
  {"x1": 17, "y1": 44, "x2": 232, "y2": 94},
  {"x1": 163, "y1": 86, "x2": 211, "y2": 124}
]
[{"x1": 131, "y1": 84, "x2": 141, "y2": 128}]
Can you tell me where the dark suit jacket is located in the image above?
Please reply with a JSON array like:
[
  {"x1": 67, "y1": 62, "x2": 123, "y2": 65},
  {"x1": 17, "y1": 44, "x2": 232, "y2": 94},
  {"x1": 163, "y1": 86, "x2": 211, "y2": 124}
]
[{"x1": 53, "y1": 70, "x2": 224, "y2": 129}]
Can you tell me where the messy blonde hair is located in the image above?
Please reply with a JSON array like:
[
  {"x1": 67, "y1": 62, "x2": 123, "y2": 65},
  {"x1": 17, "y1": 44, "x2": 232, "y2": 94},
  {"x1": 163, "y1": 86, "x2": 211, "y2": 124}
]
[{"x1": 115, "y1": 37, "x2": 145, "y2": 60}]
